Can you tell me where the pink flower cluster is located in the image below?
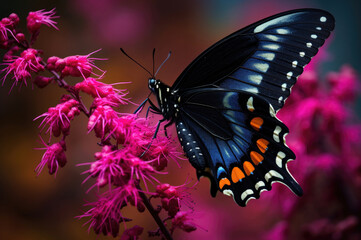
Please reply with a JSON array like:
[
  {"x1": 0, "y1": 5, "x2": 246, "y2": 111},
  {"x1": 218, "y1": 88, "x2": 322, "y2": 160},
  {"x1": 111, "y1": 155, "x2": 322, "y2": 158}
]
[
  {"x1": 1, "y1": 9, "x2": 196, "y2": 239},
  {"x1": 47, "y1": 50, "x2": 105, "y2": 78},
  {"x1": 264, "y1": 59, "x2": 361, "y2": 239},
  {"x1": 1, "y1": 9, "x2": 57, "y2": 91}
]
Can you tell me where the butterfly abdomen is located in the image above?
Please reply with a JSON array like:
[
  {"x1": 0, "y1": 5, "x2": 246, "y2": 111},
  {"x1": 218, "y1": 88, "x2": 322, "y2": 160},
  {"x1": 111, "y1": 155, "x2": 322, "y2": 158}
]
[{"x1": 175, "y1": 120, "x2": 207, "y2": 170}]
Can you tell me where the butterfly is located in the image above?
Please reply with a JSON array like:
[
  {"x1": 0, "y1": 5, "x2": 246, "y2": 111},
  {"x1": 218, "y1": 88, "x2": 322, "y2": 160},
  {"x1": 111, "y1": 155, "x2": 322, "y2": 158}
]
[{"x1": 131, "y1": 9, "x2": 335, "y2": 206}]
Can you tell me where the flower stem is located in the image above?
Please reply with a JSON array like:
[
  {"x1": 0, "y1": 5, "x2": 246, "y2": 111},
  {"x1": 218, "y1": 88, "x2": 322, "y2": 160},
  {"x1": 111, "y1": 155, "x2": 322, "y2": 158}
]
[{"x1": 136, "y1": 183, "x2": 173, "y2": 240}]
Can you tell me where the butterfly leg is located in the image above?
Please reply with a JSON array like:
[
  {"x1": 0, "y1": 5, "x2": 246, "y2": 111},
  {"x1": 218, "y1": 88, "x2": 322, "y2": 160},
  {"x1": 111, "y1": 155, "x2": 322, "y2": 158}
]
[
  {"x1": 140, "y1": 118, "x2": 166, "y2": 158},
  {"x1": 145, "y1": 106, "x2": 161, "y2": 119},
  {"x1": 163, "y1": 120, "x2": 174, "y2": 137},
  {"x1": 133, "y1": 98, "x2": 149, "y2": 114}
]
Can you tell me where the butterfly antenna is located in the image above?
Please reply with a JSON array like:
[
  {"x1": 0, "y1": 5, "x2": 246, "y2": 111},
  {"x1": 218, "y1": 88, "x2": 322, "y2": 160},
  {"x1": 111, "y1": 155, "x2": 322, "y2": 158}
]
[
  {"x1": 152, "y1": 48, "x2": 156, "y2": 77},
  {"x1": 120, "y1": 48, "x2": 152, "y2": 77},
  {"x1": 155, "y1": 51, "x2": 171, "y2": 77}
]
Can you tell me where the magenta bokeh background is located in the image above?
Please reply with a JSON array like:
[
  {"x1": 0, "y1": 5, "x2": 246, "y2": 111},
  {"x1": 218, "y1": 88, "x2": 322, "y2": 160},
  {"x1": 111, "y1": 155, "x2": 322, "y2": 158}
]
[{"x1": 1, "y1": 1, "x2": 361, "y2": 239}]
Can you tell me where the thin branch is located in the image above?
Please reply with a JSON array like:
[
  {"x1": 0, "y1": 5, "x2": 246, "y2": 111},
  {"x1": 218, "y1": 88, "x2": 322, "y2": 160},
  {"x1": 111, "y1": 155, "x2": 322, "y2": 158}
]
[{"x1": 136, "y1": 183, "x2": 173, "y2": 240}]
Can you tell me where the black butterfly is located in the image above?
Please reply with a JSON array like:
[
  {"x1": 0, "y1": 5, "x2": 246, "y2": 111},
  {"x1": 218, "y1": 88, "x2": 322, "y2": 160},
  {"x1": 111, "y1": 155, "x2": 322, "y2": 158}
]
[{"x1": 131, "y1": 9, "x2": 335, "y2": 206}]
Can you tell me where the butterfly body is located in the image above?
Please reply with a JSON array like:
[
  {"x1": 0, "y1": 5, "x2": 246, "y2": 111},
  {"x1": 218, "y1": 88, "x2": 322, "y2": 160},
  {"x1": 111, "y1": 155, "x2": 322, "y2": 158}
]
[
  {"x1": 148, "y1": 78, "x2": 178, "y2": 120},
  {"x1": 145, "y1": 9, "x2": 335, "y2": 206}
]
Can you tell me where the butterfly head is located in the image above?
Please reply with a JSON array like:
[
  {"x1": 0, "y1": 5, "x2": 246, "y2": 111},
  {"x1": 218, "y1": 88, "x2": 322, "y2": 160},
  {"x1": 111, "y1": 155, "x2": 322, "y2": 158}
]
[{"x1": 148, "y1": 78, "x2": 160, "y2": 92}]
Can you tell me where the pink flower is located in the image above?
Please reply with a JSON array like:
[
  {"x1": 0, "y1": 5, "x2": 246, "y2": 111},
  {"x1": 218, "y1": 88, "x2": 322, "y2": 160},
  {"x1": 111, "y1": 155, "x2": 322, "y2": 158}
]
[
  {"x1": 75, "y1": 77, "x2": 128, "y2": 106},
  {"x1": 171, "y1": 211, "x2": 197, "y2": 233},
  {"x1": 79, "y1": 193, "x2": 127, "y2": 237},
  {"x1": 27, "y1": 8, "x2": 58, "y2": 33},
  {"x1": 303, "y1": 217, "x2": 358, "y2": 240},
  {"x1": 121, "y1": 154, "x2": 160, "y2": 187},
  {"x1": 3, "y1": 46, "x2": 19, "y2": 61},
  {"x1": 327, "y1": 65, "x2": 360, "y2": 102},
  {"x1": 35, "y1": 139, "x2": 66, "y2": 175},
  {"x1": 47, "y1": 50, "x2": 105, "y2": 78},
  {"x1": 120, "y1": 225, "x2": 144, "y2": 240},
  {"x1": 147, "y1": 138, "x2": 182, "y2": 171},
  {"x1": 0, "y1": 14, "x2": 20, "y2": 48},
  {"x1": 35, "y1": 97, "x2": 80, "y2": 137},
  {"x1": 79, "y1": 184, "x2": 143, "y2": 237},
  {"x1": 33, "y1": 76, "x2": 53, "y2": 88},
  {"x1": 1, "y1": 48, "x2": 44, "y2": 90},
  {"x1": 88, "y1": 104, "x2": 119, "y2": 138},
  {"x1": 81, "y1": 145, "x2": 124, "y2": 189}
]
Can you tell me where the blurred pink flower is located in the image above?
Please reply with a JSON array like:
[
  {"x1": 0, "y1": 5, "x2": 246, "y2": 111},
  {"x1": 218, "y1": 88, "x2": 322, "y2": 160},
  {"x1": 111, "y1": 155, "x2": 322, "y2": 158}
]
[
  {"x1": 171, "y1": 211, "x2": 197, "y2": 234},
  {"x1": 120, "y1": 225, "x2": 144, "y2": 240},
  {"x1": 72, "y1": 0, "x2": 150, "y2": 46},
  {"x1": 263, "y1": 221, "x2": 288, "y2": 240},
  {"x1": 33, "y1": 75, "x2": 53, "y2": 88},
  {"x1": 327, "y1": 65, "x2": 360, "y2": 102},
  {"x1": 26, "y1": 8, "x2": 58, "y2": 33},
  {"x1": 303, "y1": 216, "x2": 358, "y2": 240}
]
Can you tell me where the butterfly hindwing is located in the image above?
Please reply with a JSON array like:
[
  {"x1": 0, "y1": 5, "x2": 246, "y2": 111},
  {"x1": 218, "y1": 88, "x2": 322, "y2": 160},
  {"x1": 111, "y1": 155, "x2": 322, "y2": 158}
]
[{"x1": 176, "y1": 89, "x2": 302, "y2": 206}]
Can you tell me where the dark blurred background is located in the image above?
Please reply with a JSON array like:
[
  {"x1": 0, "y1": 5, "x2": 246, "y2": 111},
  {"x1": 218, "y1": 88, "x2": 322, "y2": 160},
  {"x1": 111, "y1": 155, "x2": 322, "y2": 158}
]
[{"x1": 0, "y1": 0, "x2": 360, "y2": 239}]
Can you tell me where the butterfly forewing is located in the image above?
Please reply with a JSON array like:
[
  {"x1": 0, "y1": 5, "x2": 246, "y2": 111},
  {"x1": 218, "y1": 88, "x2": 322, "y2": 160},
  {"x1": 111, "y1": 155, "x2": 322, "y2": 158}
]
[{"x1": 172, "y1": 9, "x2": 335, "y2": 112}]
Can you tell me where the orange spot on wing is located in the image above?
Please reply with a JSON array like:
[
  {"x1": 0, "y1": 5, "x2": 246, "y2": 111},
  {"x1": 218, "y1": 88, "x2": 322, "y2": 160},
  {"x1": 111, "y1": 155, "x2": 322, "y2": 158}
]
[
  {"x1": 219, "y1": 178, "x2": 231, "y2": 190},
  {"x1": 250, "y1": 117, "x2": 263, "y2": 131},
  {"x1": 243, "y1": 161, "x2": 255, "y2": 176},
  {"x1": 231, "y1": 167, "x2": 245, "y2": 183},
  {"x1": 250, "y1": 151, "x2": 264, "y2": 165},
  {"x1": 256, "y1": 138, "x2": 269, "y2": 153}
]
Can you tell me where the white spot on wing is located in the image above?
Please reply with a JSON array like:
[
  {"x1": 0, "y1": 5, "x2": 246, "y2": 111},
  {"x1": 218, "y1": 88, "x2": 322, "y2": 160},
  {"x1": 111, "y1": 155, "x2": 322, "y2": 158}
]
[
  {"x1": 287, "y1": 71, "x2": 293, "y2": 79},
  {"x1": 244, "y1": 87, "x2": 259, "y2": 94},
  {"x1": 265, "y1": 34, "x2": 280, "y2": 41},
  {"x1": 273, "y1": 126, "x2": 282, "y2": 142},
  {"x1": 278, "y1": 96, "x2": 283, "y2": 104},
  {"x1": 282, "y1": 83, "x2": 287, "y2": 91},
  {"x1": 223, "y1": 189, "x2": 234, "y2": 197},
  {"x1": 269, "y1": 105, "x2": 276, "y2": 117},
  {"x1": 247, "y1": 97, "x2": 254, "y2": 112},
  {"x1": 241, "y1": 189, "x2": 254, "y2": 201},
  {"x1": 276, "y1": 28, "x2": 289, "y2": 34},
  {"x1": 249, "y1": 75, "x2": 263, "y2": 84},
  {"x1": 254, "y1": 63, "x2": 269, "y2": 72},
  {"x1": 307, "y1": 42, "x2": 312, "y2": 48},
  {"x1": 283, "y1": 132, "x2": 288, "y2": 144},
  {"x1": 263, "y1": 44, "x2": 280, "y2": 50},
  {"x1": 270, "y1": 170, "x2": 284, "y2": 179},
  {"x1": 265, "y1": 172, "x2": 272, "y2": 182},
  {"x1": 265, "y1": 170, "x2": 283, "y2": 182},
  {"x1": 222, "y1": 92, "x2": 234, "y2": 108},
  {"x1": 255, "y1": 181, "x2": 265, "y2": 190},
  {"x1": 257, "y1": 52, "x2": 275, "y2": 61},
  {"x1": 276, "y1": 151, "x2": 286, "y2": 168},
  {"x1": 311, "y1": 34, "x2": 317, "y2": 39},
  {"x1": 316, "y1": 27, "x2": 322, "y2": 30},
  {"x1": 292, "y1": 60, "x2": 298, "y2": 68},
  {"x1": 299, "y1": 52, "x2": 305, "y2": 57},
  {"x1": 320, "y1": 16, "x2": 327, "y2": 22}
]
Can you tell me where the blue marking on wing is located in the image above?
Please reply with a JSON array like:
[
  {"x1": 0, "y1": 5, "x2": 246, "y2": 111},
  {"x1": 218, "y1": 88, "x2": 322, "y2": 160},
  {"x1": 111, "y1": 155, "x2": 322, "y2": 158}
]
[{"x1": 217, "y1": 166, "x2": 227, "y2": 178}]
